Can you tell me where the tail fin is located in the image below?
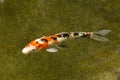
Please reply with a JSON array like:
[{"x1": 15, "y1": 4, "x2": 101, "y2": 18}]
[{"x1": 91, "y1": 30, "x2": 111, "y2": 42}]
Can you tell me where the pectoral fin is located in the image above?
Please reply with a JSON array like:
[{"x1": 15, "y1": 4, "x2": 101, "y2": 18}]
[
  {"x1": 46, "y1": 48, "x2": 58, "y2": 52},
  {"x1": 57, "y1": 44, "x2": 68, "y2": 49}
]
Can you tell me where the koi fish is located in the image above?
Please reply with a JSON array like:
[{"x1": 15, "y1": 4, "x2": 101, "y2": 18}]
[{"x1": 22, "y1": 30, "x2": 111, "y2": 54}]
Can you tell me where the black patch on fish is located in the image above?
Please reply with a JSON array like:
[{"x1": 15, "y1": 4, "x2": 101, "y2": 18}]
[
  {"x1": 81, "y1": 34, "x2": 89, "y2": 38},
  {"x1": 57, "y1": 35, "x2": 62, "y2": 38},
  {"x1": 41, "y1": 39, "x2": 48, "y2": 42},
  {"x1": 51, "y1": 37, "x2": 57, "y2": 40},
  {"x1": 73, "y1": 32, "x2": 79, "y2": 36},
  {"x1": 63, "y1": 33, "x2": 69, "y2": 38},
  {"x1": 35, "y1": 41, "x2": 38, "y2": 43}
]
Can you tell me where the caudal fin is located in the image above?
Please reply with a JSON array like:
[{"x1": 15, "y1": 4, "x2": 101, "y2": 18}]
[{"x1": 91, "y1": 30, "x2": 111, "y2": 42}]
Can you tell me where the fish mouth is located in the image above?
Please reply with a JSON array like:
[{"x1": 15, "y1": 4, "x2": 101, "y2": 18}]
[
  {"x1": 22, "y1": 45, "x2": 36, "y2": 54},
  {"x1": 22, "y1": 48, "x2": 31, "y2": 54}
]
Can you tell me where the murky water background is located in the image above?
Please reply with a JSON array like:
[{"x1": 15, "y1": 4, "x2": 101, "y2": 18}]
[{"x1": 0, "y1": 0, "x2": 120, "y2": 80}]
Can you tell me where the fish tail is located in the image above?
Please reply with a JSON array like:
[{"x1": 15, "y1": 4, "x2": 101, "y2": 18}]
[{"x1": 90, "y1": 29, "x2": 111, "y2": 42}]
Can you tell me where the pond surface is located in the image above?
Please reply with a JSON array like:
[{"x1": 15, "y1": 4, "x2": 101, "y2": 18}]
[{"x1": 0, "y1": 0, "x2": 120, "y2": 80}]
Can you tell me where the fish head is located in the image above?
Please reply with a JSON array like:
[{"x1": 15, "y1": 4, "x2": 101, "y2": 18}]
[{"x1": 22, "y1": 39, "x2": 44, "y2": 54}]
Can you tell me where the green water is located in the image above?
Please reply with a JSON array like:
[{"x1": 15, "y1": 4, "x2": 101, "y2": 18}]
[{"x1": 0, "y1": 0, "x2": 120, "y2": 80}]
